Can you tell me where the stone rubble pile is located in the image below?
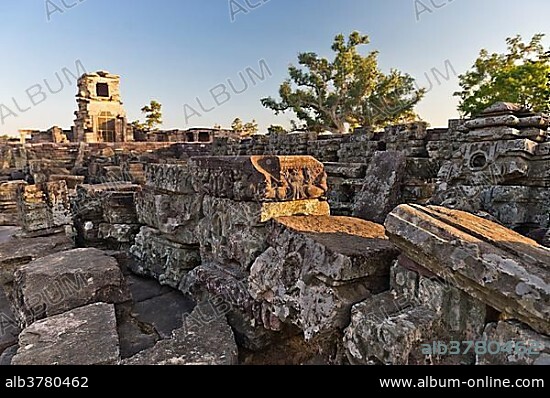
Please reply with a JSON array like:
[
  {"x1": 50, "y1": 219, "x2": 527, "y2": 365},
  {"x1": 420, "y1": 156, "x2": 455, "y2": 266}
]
[
  {"x1": 343, "y1": 205, "x2": 550, "y2": 365},
  {"x1": 0, "y1": 101, "x2": 547, "y2": 365}
]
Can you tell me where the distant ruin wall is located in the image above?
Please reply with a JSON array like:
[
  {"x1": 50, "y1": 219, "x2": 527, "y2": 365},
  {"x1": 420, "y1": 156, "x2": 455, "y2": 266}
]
[{"x1": 1, "y1": 106, "x2": 548, "y2": 233}]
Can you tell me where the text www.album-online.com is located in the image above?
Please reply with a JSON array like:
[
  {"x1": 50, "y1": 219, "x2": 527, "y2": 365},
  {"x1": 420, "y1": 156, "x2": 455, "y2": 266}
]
[{"x1": 380, "y1": 376, "x2": 545, "y2": 389}]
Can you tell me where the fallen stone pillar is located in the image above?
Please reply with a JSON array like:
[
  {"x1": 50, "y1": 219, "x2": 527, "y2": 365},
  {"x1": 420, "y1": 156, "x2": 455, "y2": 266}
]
[{"x1": 385, "y1": 204, "x2": 550, "y2": 335}]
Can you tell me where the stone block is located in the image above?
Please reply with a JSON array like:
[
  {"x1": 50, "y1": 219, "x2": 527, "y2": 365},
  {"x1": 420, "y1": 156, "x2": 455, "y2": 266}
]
[
  {"x1": 189, "y1": 156, "x2": 328, "y2": 202},
  {"x1": 13, "y1": 248, "x2": 130, "y2": 326},
  {"x1": 353, "y1": 151, "x2": 406, "y2": 223},
  {"x1": 123, "y1": 302, "x2": 237, "y2": 365},
  {"x1": 249, "y1": 216, "x2": 399, "y2": 339},
  {"x1": 12, "y1": 303, "x2": 119, "y2": 365},
  {"x1": 129, "y1": 227, "x2": 200, "y2": 289},
  {"x1": 135, "y1": 187, "x2": 203, "y2": 245}
]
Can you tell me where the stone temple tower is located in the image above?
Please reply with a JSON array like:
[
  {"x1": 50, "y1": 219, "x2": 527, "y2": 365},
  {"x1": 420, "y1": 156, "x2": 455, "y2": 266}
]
[{"x1": 73, "y1": 71, "x2": 132, "y2": 143}]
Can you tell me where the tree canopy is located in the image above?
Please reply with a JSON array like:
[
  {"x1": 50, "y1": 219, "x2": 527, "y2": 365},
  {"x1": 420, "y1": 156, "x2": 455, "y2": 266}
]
[
  {"x1": 261, "y1": 32, "x2": 425, "y2": 133},
  {"x1": 454, "y1": 34, "x2": 550, "y2": 117},
  {"x1": 267, "y1": 124, "x2": 288, "y2": 134},
  {"x1": 231, "y1": 118, "x2": 258, "y2": 138},
  {"x1": 132, "y1": 100, "x2": 163, "y2": 131}
]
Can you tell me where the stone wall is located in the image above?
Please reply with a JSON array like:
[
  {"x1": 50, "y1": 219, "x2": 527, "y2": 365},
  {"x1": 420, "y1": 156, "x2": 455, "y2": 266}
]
[
  {"x1": 0, "y1": 142, "x2": 178, "y2": 186},
  {"x1": 210, "y1": 122, "x2": 446, "y2": 217},
  {"x1": 1, "y1": 103, "x2": 548, "y2": 237},
  {"x1": 73, "y1": 183, "x2": 141, "y2": 250},
  {"x1": 208, "y1": 108, "x2": 549, "y2": 235},
  {"x1": 432, "y1": 103, "x2": 550, "y2": 233}
]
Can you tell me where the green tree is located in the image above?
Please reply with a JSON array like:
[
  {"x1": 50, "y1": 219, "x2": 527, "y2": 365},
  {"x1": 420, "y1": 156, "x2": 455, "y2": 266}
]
[
  {"x1": 267, "y1": 124, "x2": 287, "y2": 134},
  {"x1": 454, "y1": 34, "x2": 550, "y2": 117},
  {"x1": 243, "y1": 119, "x2": 259, "y2": 137},
  {"x1": 130, "y1": 120, "x2": 145, "y2": 131},
  {"x1": 135, "y1": 100, "x2": 163, "y2": 131},
  {"x1": 231, "y1": 118, "x2": 244, "y2": 134},
  {"x1": 261, "y1": 31, "x2": 425, "y2": 133},
  {"x1": 231, "y1": 118, "x2": 258, "y2": 138}
]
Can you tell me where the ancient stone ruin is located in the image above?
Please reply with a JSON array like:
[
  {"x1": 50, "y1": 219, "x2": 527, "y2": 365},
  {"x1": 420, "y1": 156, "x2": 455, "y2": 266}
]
[
  {"x1": 25, "y1": 70, "x2": 242, "y2": 145},
  {"x1": 0, "y1": 101, "x2": 548, "y2": 365},
  {"x1": 73, "y1": 71, "x2": 132, "y2": 143}
]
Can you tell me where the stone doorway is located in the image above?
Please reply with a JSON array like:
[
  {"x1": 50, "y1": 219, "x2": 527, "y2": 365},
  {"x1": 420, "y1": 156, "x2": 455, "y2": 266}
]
[{"x1": 98, "y1": 112, "x2": 116, "y2": 142}]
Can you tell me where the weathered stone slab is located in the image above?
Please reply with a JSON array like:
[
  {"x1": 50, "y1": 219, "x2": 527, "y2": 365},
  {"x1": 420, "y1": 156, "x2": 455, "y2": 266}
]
[
  {"x1": 0, "y1": 286, "x2": 19, "y2": 354},
  {"x1": 102, "y1": 192, "x2": 138, "y2": 224},
  {"x1": 145, "y1": 163, "x2": 195, "y2": 194},
  {"x1": 385, "y1": 205, "x2": 550, "y2": 335},
  {"x1": 479, "y1": 186, "x2": 550, "y2": 229},
  {"x1": 517, "y1": 115, "x2": 550, "y2": 129},
  {"x1": 17, "y1": 181, "x2": 71, "y2": 232},
  {"x1": 518, "y1": 127, "x2": 548, "y2": 142},
  {"x1": 13, "y1": 248, "x2": 130, "y2": 326},
  {"x1": 0, "y1": 233, "x2": 74, "y2": 286},
  {"x1": 481, "y1": 102, "x2": 524, "y2": 116},
  {"x1": 129, "y1": 227, "x2": 200, "y2": 289},
  {"x1": 12, "y1": 303, "x2": 119, "y2": 365},
  {"x1": 249, "y1": 216, "x2": 399, "y2": 339},
  {"x1": 135, "y1": 187, "x2": 203, "y2": 245},
  {"x1": 260, "y1": 200, "x2": 330, "y2": 222},
  {"x1": 464, "y1": 115, "x2": 520, "y2": 130},
  {"x1": 343, "y1": 291, "x2": 440, "y2": 365},
  {"x1": 197, "y1": 197, "x2": 267, "y2": 270},
  {"x1": 76, "y1": 182, "x2": 139, "y2": 196},
  {"x1": 384, "y1": 122, "x2": 428, "y2": 142},
  {"x1": 353, "y1": 151, "x2": 406, "y2": 223},
  {"x1": 189, "y1": 156, "x2": 328, "y2": 202},
  {"x1": 73, "y1": 183, "x2": 139, "y2": 217},
  {"x1": 49, "y1": 175, "x2": 85, "y2": 190},
  {"x1": 197, "y1": 196, "x2": 329, "y2": 271},
  {"x1": 323, "y1": 163, "x2": 367, "y2": 179},
  {"x1": 477, "y1": 321, "x2": 550, "y2": 365},
  {"x1": 123, "y1": 302, "x2": 238, "y2": 365},
  {"x1": 464, "y1": 126, "x2": 545, "y2": 142}
]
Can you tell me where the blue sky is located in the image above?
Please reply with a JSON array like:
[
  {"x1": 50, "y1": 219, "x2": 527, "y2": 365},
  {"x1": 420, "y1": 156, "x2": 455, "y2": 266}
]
[{"x1": 0, "y1": 0, "x2": 549, "y2": 135}]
